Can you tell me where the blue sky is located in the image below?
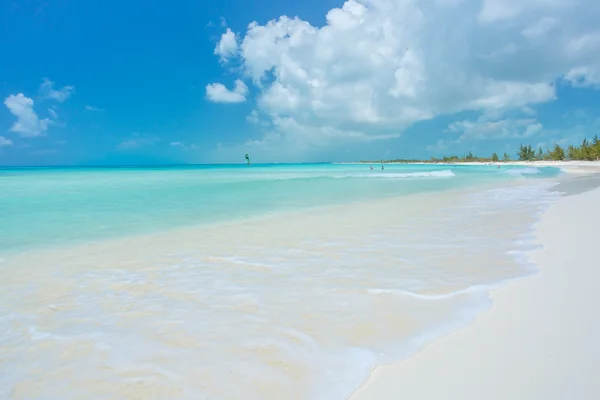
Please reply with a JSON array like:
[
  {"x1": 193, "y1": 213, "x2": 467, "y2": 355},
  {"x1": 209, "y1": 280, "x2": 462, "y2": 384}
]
[{"x1": 1, "y1": 0, "x2": 599, "y2": 165}]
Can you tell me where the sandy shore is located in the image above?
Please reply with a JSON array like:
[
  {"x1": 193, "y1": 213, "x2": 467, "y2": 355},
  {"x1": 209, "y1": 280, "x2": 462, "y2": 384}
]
[
  {"x1": 350, "y1": 175, "x2": 600, "y2": 399},
  {"x1": 459, "y1": 160, "x2": 600, "y2": 174},
  {"x1": 342, "y1": 160, "x2": 600, "y2": 174}
]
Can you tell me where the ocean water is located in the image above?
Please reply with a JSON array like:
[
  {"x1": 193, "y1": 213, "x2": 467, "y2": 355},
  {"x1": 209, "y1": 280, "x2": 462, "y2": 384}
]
[
  {"x1": 0, "y1": 163, "x2": 559, "y2": 252},
  {"x1": 0, "y1": 163, "x2": 562, "y2": 399}
]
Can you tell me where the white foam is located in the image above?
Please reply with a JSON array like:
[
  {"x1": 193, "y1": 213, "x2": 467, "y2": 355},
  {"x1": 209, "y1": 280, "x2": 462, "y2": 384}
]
[
  {"x1": 505, "y1": 167, "x2": 541, "y2": 175},
  {"x1": 0, "y1": 179, "x2": 561, "y2": 400},
  {"x1": 337, "y1": 169, "x2": 456, "y2": 179},
  {"x1": 211, "y1": 169, "x2": 456, "y2": 181},
  {"x1": 366, "y1": 284, "x2": 492, "y2": 300}
]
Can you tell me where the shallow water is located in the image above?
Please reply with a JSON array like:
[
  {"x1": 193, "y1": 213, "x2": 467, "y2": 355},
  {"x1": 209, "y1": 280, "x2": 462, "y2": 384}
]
[
  {"x1": 0, "y1": 164, "x2": 561, "y2": 399},
  {"x1": 0, "y1": 163, "x2": 559, "y2": 252}
]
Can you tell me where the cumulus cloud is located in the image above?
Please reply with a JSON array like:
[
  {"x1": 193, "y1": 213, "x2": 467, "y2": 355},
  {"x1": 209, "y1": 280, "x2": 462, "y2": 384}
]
[
  {"x1": 0, "y1": 136, "x2": 13, "y2": 147},
  {"x1": 246, "y1": 109, "x2": 273, "y2": 127},
  {"x1": 564, "y1": 66, "x2": 600, "y2": 87},
  {"x1": 448, "y1": 117, "x2": 543, "y2": 141},
  {"x1": 209, "y1": 0, "x2": 600, "y2": 157},
  {"x1": 428, "y1": 116, "x2": 544, "y2": 151},
  {"x1": 214, "y1": 28, "x2": 239, "y2": 62},
  {"x1": 4, "y1": 94, "x2": 51, "y2": 137},
  {"x1": 206, "y1": 80, "x2": 248, "y2": 103},
  {"x1": 39, "y1": 78, "x2": 74, "y2": 102}
]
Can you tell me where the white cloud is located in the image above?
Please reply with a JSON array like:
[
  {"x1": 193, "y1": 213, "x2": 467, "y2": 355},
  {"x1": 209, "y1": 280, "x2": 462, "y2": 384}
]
[
  {"x1": 214, "y1": 28, "x2": 239, "y2": 62},
  {"x1": 522, "y1": 17, "x2": 558, "y2": 39},
  {"x1": 426, "y1": 139, "x2": 448, "y2": 152},
  {"x1": 562, "y1": 108, "x2": 588, "y2": 119},
  {"x1": 47, "y1": 107, "x2": 58, "y2": 119},
  {"x1": 4, "y1": 94, "x2": 51, "y2": 137},
  {"x1": 477, "y1": 0, "x2": 571, "y2": 25},
  {"x1": 521, "y1": 106, "x2": 536, "y2": 116},
  {"x1": 0, "y1": 136, "x2": 13, "y2": 147},
  {"x1": 85, "y1": 105, "x2": 105, "y2": 112},
  {"x1": 428, "y1": 116, "x2": 544, "y2": 151},
  {"x1": 564, "y1": 66, "x2": 600, "y2": 87},
  {"x1": 541, "y1": 117, "x2": 600, "y2": 147},
  {"x1": 246, "y1": 110, "x2": 260, "y2": 124},
  {"x1": 481, "y1": 43, "x2": 518, "y2": 60},
  {"x1": 170, "y1": 141, "x2": 198, "y2": 150},
  {"x1": 212, "y1": 114, "x2": 401, "y2": 162},
  {"x1": 245, "y1": 109, "x2": 272, "y2": 127},
  {"x1": 449, "y1": 117, "x2": 543, "y2": 140},
  {"x1": 117, "y1": 134, "x2": 158, "y2": 150},
  {"x1": 206, "y1": 79, "x2": 248, "y2": 103},
  {"x1": 210, "y1": 0, "x2": 600, "y2": 158},
  {"x1": 39, "y1": 78, "x2": 74, "y2": 102}
]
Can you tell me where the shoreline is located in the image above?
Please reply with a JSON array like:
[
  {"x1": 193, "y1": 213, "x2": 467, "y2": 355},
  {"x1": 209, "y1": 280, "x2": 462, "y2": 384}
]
[
  {"x1": 339, "y1": 160, "x2": 600, "y2": 167},
  {"x1": 338, "y1": 161, "x2": 600, "y2": 177},
  {"x1": 350, "y1": 170, "x2": 600, "y2": 399},
  {"x1": 0, "y1": 170, "x2": 561, "y2": 399},
  {"x1": 1, "y1": 165, "x2": 536, "y2": 257},
  {"x1": 0, "y1": 180, "x2": 486, "y2": 258}
]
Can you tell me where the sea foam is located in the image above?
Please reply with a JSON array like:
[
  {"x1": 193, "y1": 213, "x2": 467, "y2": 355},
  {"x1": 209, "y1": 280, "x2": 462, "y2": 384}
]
[
  {"x1": 346, "y1": 169, "x2": 456, "y2": 179},
  {"x1": 504, "y1": 167, "x2": 542, "y2": 175},
  {"x1": 0, "y1": 177, "x2": 561, "y2": 400}
]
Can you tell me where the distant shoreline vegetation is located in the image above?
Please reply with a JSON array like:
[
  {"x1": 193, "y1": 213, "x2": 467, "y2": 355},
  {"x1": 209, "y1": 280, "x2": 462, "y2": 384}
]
[{"x1": 360, "y1": 135, "x2": 600, "y2": 164}]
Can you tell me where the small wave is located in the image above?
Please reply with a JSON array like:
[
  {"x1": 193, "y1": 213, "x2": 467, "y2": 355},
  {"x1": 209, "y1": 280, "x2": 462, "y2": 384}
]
[
  {"x1": 215, "y1": 170, "x2": 457, "y2": 182},
  {"x1": 336, "y1": 170, "x2": 456, "y2": 179},
  {"x1": 504, "y1": 167, "x2": 541, "y2": 176},
  {"x1": 366, "y1": 284, "x2": 489, "y2": 300}
]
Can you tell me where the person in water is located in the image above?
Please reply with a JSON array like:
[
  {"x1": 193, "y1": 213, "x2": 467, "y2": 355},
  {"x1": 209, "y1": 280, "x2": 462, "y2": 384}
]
[{"x1": 381, "y1": 165, "x2": 384, "y2": 170}]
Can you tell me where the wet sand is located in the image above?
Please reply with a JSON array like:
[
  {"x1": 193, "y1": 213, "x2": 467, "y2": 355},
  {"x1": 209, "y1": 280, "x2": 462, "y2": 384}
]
[{"x1": 351, "y1": 174, "x2": 600, "y2": 400}]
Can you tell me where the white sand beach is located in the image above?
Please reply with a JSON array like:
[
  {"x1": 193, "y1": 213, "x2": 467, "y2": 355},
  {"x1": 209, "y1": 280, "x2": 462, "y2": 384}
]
[
  {"x1": 2, "y1": 164, "x2": 596, "y2": 399},
  {"x1": 351, "y1": 170, "x2": 600, "y2": 399},
  {"x1": 466, "y1": 160, "x2": 600, "y2": 173}
]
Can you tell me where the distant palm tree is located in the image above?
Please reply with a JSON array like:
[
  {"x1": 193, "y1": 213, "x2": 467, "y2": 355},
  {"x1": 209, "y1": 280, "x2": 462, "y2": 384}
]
[{"x1": 517, "y1": 144, "x2": 535, "y2": 161}]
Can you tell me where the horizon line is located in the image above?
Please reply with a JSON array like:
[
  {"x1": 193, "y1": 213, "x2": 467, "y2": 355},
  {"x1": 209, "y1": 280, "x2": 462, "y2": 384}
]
[{"x1": 0, "y1": 161, "x2": 336, "y2": 169}]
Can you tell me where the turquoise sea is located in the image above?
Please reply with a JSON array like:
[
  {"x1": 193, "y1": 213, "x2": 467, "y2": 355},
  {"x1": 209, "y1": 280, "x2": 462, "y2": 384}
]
[
  {"x1": 0, "y1": 163, "x2": 563, "y2": 400},
  {"x1": 0, "y1": 163, "x2": 560, "y2": 252}
]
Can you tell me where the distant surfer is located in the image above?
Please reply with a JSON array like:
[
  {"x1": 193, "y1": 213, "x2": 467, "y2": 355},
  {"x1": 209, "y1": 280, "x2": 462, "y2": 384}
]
[
  {"x1": 370, "y1": 165, "x2": 373, "y2": 170},
  {"x1": 245, "y1": 153, "x2": 251, "y2": 166},
  {"x1": 381, "y1": 165, "x2": 384, "y2": 170}
]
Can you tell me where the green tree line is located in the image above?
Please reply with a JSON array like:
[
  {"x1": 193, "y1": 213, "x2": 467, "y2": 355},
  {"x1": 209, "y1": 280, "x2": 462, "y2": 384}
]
[
  {"x1": 513, "y1": 136, "x2": 600, "y2": 161},
  {"x1": 362, "y1": 135, "x2": 600, "y2": 163}
]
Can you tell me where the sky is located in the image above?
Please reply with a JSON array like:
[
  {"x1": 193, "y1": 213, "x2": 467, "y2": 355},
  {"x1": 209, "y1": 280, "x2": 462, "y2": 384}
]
[{"x1": 1, "y1": 0, "x2": 600, "y2": 166}]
